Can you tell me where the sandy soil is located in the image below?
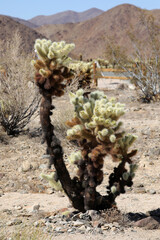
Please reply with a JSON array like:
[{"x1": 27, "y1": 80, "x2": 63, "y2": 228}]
[{"x1": 0, "y1": 84, "x2": 160, "y2": 239}]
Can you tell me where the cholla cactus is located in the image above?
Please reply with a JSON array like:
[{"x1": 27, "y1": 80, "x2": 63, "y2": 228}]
[
  {"x1": 69, "y1": 61, "x2": 93, "y2": 74},
  {"x1": 68, "y1": 61, "x2": 93, "y2": 89},
  {"x1": 96, "y1": 58, "x2": 109, "y2": 68},
  {"x1": 33, "y1": 39, "x2": 138, "y2": 212},
  {"x1": 32, "y1": 39, "x2": 74, "y2": 96},
  {"x1": 66, "y1": 89, "x2": 137, "y2": 210}
]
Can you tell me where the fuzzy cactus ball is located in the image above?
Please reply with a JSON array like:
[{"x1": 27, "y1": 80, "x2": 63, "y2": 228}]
[{"x1": 67, "y1": 89, "x2": 136, "y2": 146}]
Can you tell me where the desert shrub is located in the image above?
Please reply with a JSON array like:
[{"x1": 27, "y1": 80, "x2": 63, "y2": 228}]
[
  {"x1": 106, "y1": 11, "x2": 160, "y2": 102},
  {"x1": 0, "y1": 31, "x2": 40, "y2": 135},
  {"x1": 32, "y1": 38, "x2": 138, "y2": 212}
]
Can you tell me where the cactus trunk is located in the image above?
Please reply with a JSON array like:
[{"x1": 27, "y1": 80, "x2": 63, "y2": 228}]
[{"x1": 40, "y1": 93, "x2": 85, "y2": 212}]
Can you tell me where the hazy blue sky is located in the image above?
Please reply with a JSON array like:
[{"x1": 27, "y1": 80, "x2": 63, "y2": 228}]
[{"x1": 0, "y1": 0, "x2": 160, "y2": 20}]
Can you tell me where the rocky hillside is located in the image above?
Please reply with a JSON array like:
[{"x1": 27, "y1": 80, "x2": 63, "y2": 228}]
[
  {"x1": 0, "y1": 15, "x2": 46, "y2": 53},
  {"x1": 29, "y1": 8, "x2": 104, "y2": 26},
  {"x1": 1, "y1": 4, "x2": 160, "y2": 58},
  {"x1": 36, "y1": 4, "x2": 160, "y2": 59},
  {"x1": 12, "y1": 16, "x2": 38, "y2": 28}
]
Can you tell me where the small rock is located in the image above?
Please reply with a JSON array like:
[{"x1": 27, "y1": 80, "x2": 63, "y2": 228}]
[
  {"x1": 7, "y1": 219, "x2": 22, "y2": 226},
  {"x1": 141, "y1": 128, "x2": 150, "y2": 136},
  {"x1": 58, "y1": 207, "x2": 69, "y2": 214},
  {"x1": 101, "y1": 224, "x2": 110, "y2": 230},
  {"x1": 111, "y1": 226, "x2": 117, "y2": 232},
  {"x1": 41, "y1": 155, "x2": 50, "y2": 159},
  {"x1": 134, "y1": 216, "x2": 160, "y2": 229},
  {"x1": 3, "y1": 209, "x2": 12, "y2": 215},
  {"x1": 46, "y1": 188, "x2": 54, "y2": 194},
  {"x1": 78, "y1": 225, "x2": 86, "y2": 231},
  {"x1": 67, "y1": 228, "x2": 75, "y2": 233},
  {"x1": 87, "y1": 210, "x2": 101, "y2": 221},
  {"x1": 55, "y1": 227, "x2": 62, "y2": 232},
  {"x1": 39, "y1": 164, "x2": 48, "y2": 170},
  {"x1": 14, "y1": 205, "x2": 23, "y2": 210},
  {"x1": 113, "y1": 222, "x2": 120, "y2": 228},
  {"x1": 149, "y1": 189, "x2": 156, "y2": 194},
  {"x1": 92, "y1": 220, "x2": 101, "y2": 228},
  {"x1": 86, "y1": 226, "x2": 91, "y2": 232},
  {"x1": 133, "y1": 107, "x2": 142, "y2": 111},
  {"x1": 31, "y1": 162, "x2": 39, "y2": 170},
  {"x1": 96, "y1": 228, "x2": 103, "y2": 234},
  {"x1": 34, "y1": 221, "x2": 39, "y2": 227},
  {"x1": 135, "y1": 184, "x2": 144, "y2": 188},
  {"x1": 129, "y1": 84, "x2": 136, "y2": 90},
  {"x1": 57, "y1": 192, "x2": 65, "y2": 198},
  {"x1": 134, "y1": 188, "x2": 146, "y2": 194},
  {"x1": 13, "y1": 219, "x2": 22, "y2": 225},
  {"x1": 18, "y1": 167, "x2": 22, "y2": 173},
  {"x1": 73, "y1": 220, "x2": 84, "y2": 227},
  {"x1": 149, "y1": 161, "x2": 154, "y2": 165},
  {"x1": 6, "y1": 221, "x2": 14, "y2": 226},
  {"x1": 22, "y1": 161, "x2": 31, "y2": 172},
  {"x1": 32, "y1": 204, "x2": 40, "y2": 212}
]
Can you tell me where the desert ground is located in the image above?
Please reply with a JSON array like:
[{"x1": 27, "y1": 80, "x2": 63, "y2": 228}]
[{"x1": 0, "y1": 79, "x2": 160, "y2": 240}]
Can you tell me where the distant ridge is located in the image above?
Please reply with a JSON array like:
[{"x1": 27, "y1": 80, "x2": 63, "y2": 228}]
[
  {"x1": 12, "y1": 17, "x2": 38, "y2": 28},
  {"x1": 0, "y1": 15, "x2": 46, "y2": 53},
  {"x1": 1, "y1": 4, "x2": 160, "y2": 59},
  {"x1": 36, "y1": 4, "x2": 160, "y2": 59},
  {"x1": 28, "y1": 8, "x2": 104, "y2": 26}
]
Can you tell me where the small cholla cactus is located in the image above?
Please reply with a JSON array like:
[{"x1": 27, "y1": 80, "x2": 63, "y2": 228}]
[
  {"x1": 32, "y1": 39, "x2": 74, "y2": 97},
  {"x1": 69, "y1": 61, "x2": 93, "y2": 75},
  {"x1": 68, "y1": 61, "x2": 93, "y2": 89},
  {"x1": 66, "y1": 89, "x2": 137, "y2": 210}
]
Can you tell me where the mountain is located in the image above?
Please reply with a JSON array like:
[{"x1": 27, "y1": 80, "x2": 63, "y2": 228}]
[
  {"x1": 0, "y1": 15, "x2": 46, "y2": 53},
  {"x1": 1, "y1": 4, "x2": 160, "y2": 59},
  {"x1": 36, "y1": 4, "x2": 160, "y2": 59},
  {"x1": 29, "y1": 8, "x2": 104, "y2": 26},
  {"x1": 12, "y1": 17, "x2": 38, "y2": 28}
]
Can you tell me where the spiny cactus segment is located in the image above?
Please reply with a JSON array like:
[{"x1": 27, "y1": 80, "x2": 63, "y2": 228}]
[
  {"x1": 40, "y1": 172, "x2": 63, "y2": 191},
  {"x1": 67, "y1": 89, "x2": 126, "y2": 144},
  {"x1": 33, "y1": 39, "x2": 75, "y2": 66},
  {"x1": 68, "y1": 151, "x2": 83, "y2": 165},
  {"x1": 32, "y1": 39, "x2": 74, "y2": 96}
]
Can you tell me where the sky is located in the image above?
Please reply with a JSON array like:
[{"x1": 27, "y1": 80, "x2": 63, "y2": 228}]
[{"x1": 0, "y1": 0, "x2": 160, "y2": 20}]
